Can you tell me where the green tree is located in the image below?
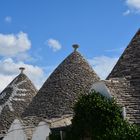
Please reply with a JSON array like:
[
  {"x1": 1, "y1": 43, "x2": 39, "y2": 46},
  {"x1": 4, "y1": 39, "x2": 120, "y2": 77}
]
[{"x1": 66, "y1": 91, "x2": 140, "y2": 140}]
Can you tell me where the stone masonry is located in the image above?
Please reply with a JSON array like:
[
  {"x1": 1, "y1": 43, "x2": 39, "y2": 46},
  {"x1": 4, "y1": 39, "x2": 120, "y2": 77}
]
[
  {"x1": 22, "y1": 45, "x2": 100, "y2": 119},
  {"x1": 0, "y1": 70, "x2": 37, "y2": 136},
  {"x1": 107, "y1": 29, "x2": 140, "y2": 124}
]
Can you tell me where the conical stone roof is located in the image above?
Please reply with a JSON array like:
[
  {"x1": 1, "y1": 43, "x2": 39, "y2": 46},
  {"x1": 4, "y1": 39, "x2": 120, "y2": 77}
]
[
  {"x1": 0, "y1": 68, "x2": 37, "y2": 133},
  {"x1": 107, "y1": 29, "x2": 140, "y2": 82},
  {"x1": 107, "y1": 29, "x2": 140, "y2": 124},
  {"x1": 23, "y1": 45, "x2": 100, "y2": 119}
]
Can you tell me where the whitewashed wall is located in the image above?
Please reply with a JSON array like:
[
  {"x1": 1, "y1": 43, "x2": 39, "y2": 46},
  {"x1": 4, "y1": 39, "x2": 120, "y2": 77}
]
[
  {"x1": 32, "y1": 121, "x2": 50, "y2": 140},
  {"x1": 3, "y1": 119, "x2": 51, "y2": 140},
  {"x1": 3, "y1": 119, "x2": 27, "y2": 140},
  {"x1": 91, "y1": 81, "x2": 112, "y2": 98}
]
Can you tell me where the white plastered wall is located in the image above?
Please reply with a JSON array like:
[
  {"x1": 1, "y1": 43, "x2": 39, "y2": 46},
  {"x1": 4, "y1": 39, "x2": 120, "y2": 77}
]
[
  {"x1": 32, "y1": 121, "x2": 50, "y2": 140},
  {"x1": 3, "y1": 119, "x2": 27, "y2": 140},
  {"x1": 91, "y1": 81, "x2": 112, "y2": 98}
]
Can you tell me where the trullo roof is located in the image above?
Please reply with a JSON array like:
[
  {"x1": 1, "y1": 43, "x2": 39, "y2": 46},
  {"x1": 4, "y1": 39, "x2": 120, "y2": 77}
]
[
  {"x1": 0, "y1": 68, "x2": 37, "y2": 134},
  {"x1": 23, "y1": 45, "x2": 100, "y2": 119},
  {"x1": 107, "y1": 29, "x2": 140, "y2": 124}
]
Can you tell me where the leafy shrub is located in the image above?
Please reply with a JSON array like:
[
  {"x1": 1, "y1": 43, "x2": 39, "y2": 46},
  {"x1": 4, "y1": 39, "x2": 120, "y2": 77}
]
[{"x1": 65, "y1": 91, "x2": 140, "y2": 140}]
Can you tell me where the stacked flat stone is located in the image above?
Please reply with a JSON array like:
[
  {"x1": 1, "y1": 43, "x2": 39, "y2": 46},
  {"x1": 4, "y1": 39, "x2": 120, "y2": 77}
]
[
  {"x1": 0, "y1": 70, "x2": 37, "y2": 135},
  {"x1": 23, "y1": 46, "x2": 100, "y2": 119},
  {"x1": 104, "y1": 78, "x2": 134, "y2": 121},
  {"x1": 107, "y1": 29, "x2": 140, "y2": 124}
]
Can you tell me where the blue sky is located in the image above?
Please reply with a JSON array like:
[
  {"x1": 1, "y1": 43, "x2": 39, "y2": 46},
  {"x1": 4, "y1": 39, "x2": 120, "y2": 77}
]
[{"x1": 0, "y1": 0, "x2": 140, "y2": 91}]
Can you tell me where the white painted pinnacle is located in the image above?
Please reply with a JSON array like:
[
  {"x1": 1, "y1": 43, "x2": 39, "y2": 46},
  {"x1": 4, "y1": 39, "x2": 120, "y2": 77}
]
[
  {"x1": 72, "y1": 44, "x2": 79, "y2": 51},
  {"x1": 19, "y1": 67, "x2": 25, "y2": 74}
]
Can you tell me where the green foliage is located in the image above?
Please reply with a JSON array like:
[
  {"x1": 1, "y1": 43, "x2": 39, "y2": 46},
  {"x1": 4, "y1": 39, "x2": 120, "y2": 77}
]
[{"x1": 65, "y1": 91, "x2": 140, "y2": 140}]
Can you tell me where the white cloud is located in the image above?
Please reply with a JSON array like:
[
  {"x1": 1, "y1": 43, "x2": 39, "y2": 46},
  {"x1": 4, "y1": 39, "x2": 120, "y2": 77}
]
[
  {"x1": 105, "y1": 47, "x2": 125, "y2": 52},
  {"x1": 126, "y1": 0, "x2": 140, "y2": 9},
  {"x1": 47, "y1": 39, "x2": 62, "y2": 52},
  {"x1": 15, "y1": 53, "x2": 33, "y2": 62},
  {"x1": 0, "y1": 58, "x2": 46, "y2": 91},
  {"x1": 0, "y1": 74, "x2": 15, "y2": 92},
  {"x1": 0, "y1": 32, "x2": 52, "y2": 92},
  {"x1": 4, "y1": 16, "x2": 12, "y2": 23},
  {"x1": 0, "y1": 32, "x2": 31, "y2": 57},
  {"x1": 123, "y1": 10, "x2": 131, "y2": 15},
  {"x1": 125, "y1": 0, "x2": 140, "y2": 13},
  {"x1": 88, "y1": 56, "x2": 118, "y2": 79}
]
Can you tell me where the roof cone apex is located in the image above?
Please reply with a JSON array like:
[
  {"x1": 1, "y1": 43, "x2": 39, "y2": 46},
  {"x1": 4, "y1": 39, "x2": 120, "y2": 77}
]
[
  {"x1": 132, "y1": 28, "x2": 140, "y2": 38},
  {"x1": 137, "y1": 28, "x2": 140, "y2": 33},
  {"x1": 72, "y1": 44, "x2": 79, "y2": 51},
  {"x1": 107, "y1": 28, "x2": 140, "y2": 80},
  {"x1": 0, "y1": 67, "x2": 37, "y2": 133},
  {"x1": 19, "y1": 67, "x2": 25, "y2": 74}
]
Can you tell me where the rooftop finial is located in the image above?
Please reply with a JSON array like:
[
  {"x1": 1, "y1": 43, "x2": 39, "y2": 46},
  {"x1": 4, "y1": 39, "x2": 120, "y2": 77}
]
[
  {"x1": 19, "y1": 67, "x2": 25, "y2": 74},
  {"x1": 72, "y1": 44, "x2": 79, "y2": 51}
]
